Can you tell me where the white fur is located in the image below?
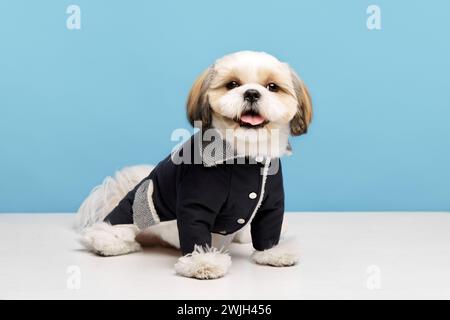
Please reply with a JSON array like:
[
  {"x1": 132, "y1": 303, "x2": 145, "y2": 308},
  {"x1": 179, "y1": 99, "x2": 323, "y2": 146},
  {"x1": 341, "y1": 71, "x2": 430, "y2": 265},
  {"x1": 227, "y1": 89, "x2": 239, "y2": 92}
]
[
  {"x1": 217, "y1": 83, "x2": 293, "y2": 124},
  {"x1": 232, "y1": 225, "x2": 252, "y2": 243},
  {"x1": 214, "y1": 51, "x2": 294, "y2": 93},
  {"x1": 252, "y1": 243, "x2": 299, "y2": 267},
  {"x1": 80, "y1": 222, "x2": 142, "y2": 256},
  {"x1": 174, "y1": 246, "x2": 232, "y2": 280},
  {"x1": 74, "y1": 165, "x2": 153, "y2": 231},
  {"x1": 212, "y1": 118, "x2": 291, "y2": 158}
]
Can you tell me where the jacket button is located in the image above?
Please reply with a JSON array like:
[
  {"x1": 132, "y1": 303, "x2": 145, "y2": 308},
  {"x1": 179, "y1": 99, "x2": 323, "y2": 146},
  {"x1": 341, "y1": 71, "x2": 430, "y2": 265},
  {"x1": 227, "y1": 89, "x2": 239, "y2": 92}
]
[
  {"x1": 249, "y1": 192, "x2": 257, "y2": 199},
  {"x1": 237, "y1": 218, "x2": 245, "y2": 224},
  {"x1": 219, "y1": 231, "x2": 227, "y2": 234}
]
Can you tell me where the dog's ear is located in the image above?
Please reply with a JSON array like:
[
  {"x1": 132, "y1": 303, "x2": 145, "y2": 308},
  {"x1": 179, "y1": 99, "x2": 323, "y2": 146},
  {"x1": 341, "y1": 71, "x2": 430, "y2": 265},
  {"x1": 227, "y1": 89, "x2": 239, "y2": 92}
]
[
  {"x1": 289, "y1": 69, "x2": 312, "y2": 136},
  {"x1": 186, "y1": 67, "x2": 215, "y2": 128}
]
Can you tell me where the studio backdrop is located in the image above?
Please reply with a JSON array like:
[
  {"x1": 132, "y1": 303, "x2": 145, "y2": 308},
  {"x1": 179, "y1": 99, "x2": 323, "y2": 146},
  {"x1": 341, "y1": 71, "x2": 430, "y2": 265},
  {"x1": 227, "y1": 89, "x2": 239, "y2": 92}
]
[{"x1": 0, "y1": 0, "x2": 449, "y2": 212}]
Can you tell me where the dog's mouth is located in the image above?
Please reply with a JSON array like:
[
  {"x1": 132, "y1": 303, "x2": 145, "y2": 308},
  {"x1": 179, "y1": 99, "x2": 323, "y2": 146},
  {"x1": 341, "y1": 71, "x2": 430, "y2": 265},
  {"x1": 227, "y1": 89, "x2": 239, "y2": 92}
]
[{"x1": 234, "y1": 110, "x2": 269, "y2": 129}]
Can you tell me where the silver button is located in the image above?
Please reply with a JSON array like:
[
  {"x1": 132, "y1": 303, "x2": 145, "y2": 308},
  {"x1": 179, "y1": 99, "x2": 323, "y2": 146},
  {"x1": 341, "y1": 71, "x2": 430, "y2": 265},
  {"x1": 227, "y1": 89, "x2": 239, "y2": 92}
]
[
  {"x1": 255, "y1": 156, "x2": 264, "y2": 162},
  {"x1": 249, "y1": 192, "x2": 257, "y2": 199},
  {"x1": 237, "y1": 218, "x2": 245, "y2": 224},
  {"x1": 219, "y1": 230, "x2": 227, "y2": 234}
]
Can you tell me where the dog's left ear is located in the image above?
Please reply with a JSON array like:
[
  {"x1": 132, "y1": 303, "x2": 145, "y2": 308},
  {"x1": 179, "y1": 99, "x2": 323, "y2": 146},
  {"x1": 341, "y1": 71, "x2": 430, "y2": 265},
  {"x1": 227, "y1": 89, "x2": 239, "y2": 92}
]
[
  {"x1": 289, "y1": 69, "x2": 313, "y2": 136},
  {"x1": 186, "y1": 66, "x2": 215, "y2": 128}
]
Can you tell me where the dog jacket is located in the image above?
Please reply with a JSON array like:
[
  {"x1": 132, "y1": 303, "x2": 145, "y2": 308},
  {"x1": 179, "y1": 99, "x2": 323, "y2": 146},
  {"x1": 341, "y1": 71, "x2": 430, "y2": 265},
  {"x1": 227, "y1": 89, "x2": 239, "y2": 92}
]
[{"x1": 104, "y1": 131, "x2": 285, "y2": 255}]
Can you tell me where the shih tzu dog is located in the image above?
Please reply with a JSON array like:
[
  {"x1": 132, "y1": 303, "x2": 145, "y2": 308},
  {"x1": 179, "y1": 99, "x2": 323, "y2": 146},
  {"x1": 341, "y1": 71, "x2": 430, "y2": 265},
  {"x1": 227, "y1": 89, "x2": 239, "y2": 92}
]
[{"x1": 75, "y1": 51, "x2": 312, "y2": 280}]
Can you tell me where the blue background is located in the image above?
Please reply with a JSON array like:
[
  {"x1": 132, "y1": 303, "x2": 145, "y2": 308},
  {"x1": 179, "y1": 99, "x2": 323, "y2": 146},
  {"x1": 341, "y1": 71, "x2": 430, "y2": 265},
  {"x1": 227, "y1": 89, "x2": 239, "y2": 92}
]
[{"x1": 0, "y1": 1, "x2": 449, "y2": 212}]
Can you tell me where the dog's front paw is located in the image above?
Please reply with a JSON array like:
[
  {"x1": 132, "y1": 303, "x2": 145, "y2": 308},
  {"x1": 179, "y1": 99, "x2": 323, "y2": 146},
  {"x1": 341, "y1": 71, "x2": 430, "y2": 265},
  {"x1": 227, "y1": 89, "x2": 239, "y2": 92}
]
[
  {"x1": 252, "y1": 246, "x2": 299, "y2": 267},
  {"x1": 174, "y1": 246, "x2": 232, "y2": 280}
]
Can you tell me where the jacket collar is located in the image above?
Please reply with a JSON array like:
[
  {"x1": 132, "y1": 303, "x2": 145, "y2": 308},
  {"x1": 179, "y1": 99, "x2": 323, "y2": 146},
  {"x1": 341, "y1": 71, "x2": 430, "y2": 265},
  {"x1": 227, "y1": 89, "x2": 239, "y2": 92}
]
[
  {"x1": 198, "y1": 129, "x2": 291, "y2": 167},
  {"x1": 200, "y1": 131, "x2": 239, "y2": 167}
]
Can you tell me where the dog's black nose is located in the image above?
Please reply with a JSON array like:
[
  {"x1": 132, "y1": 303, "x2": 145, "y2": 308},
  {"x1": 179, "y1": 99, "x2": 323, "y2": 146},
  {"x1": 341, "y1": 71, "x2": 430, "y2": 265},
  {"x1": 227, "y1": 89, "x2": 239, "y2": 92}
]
[{"x1": 243, "y1": 89, "x2": 261, "y2": 103}]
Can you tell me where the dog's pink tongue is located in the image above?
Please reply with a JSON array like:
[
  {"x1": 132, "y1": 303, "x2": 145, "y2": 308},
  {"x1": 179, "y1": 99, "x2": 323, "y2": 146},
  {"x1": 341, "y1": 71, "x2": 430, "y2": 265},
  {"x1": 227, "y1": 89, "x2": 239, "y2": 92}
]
[{"x1": 240, "y1": 114, "x2": 265, "y2": 126}]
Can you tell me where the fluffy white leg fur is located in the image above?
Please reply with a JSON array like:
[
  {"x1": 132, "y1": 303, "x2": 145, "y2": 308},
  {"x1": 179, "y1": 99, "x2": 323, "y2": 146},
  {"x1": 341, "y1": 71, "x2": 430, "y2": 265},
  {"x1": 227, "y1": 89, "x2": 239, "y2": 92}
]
[
  {"x1": 81, "y1": 222, "x2": 142, "y2": 256},
  {"x1": 74, "y1": 165, "x2": 154, "y2": 231},
  {"x1": 174, "y1": 246, "x2": 232, "y2": 280},
  {"x1": 232, "y1": 225, "x2": 252, "y2": 244},
  {"x1": 75, "y1": 165, "x2": 153, "y2": 257},
  {"x1": 251, "y1": 242, "x2": 299, "y2": 267}
]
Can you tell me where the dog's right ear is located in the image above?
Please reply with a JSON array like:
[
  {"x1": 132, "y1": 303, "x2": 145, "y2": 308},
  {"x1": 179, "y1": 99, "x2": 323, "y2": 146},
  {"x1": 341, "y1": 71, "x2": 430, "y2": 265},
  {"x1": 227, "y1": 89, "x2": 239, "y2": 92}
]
[{"x1": 186, "y1": 67, "x2": 215, "y2": 128}]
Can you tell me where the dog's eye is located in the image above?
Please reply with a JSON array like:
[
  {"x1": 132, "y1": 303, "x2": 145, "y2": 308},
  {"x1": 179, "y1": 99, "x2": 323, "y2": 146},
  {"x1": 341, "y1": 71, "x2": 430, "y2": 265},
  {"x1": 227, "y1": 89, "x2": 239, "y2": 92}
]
[
  {"x1": 226, "y1": 81, "x2": 240, "y2": 90},
  {"x1": 266, "y1": 83, "x2": 279, "y2": 92}
]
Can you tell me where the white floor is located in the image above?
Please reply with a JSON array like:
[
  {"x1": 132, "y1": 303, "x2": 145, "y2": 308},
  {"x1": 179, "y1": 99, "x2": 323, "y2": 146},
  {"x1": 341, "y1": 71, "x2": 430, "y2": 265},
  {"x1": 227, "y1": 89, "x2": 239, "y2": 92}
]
[{"x1": 0, "y1": 213, "x2": 449, "y2": 300}]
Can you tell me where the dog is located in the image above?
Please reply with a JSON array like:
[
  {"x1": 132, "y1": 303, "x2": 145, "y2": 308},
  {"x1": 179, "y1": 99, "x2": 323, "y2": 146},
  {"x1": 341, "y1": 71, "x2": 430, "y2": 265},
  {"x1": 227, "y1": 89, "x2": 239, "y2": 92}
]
[{"x1": 75, "y1": 51, "x2": 312, "y2": 280}]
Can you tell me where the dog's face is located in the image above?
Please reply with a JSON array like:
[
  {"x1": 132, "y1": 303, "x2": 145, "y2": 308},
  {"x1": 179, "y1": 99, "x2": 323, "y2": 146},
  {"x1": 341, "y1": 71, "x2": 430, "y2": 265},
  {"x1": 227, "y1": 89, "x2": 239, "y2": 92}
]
[{"x1": 187, "y1": 51, "x2": 312, "y2": 157}]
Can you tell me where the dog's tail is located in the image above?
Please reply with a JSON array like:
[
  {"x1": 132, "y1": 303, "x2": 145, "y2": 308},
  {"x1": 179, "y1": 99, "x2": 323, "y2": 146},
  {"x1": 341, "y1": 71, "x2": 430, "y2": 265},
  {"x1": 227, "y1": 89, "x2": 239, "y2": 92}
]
[{"x1": 74, "y1": 165, "x2": 154, "y2": 232}]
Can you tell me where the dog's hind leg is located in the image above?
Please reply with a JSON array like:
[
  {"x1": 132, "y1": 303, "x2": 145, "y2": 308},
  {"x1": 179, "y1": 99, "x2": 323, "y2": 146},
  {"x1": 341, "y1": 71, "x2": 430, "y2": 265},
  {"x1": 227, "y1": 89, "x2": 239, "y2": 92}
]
[
  {"x1": 75, "y1": 165, "x2": 154, "y2": 256},
  {"x1": 80, "y1": 222, "x2": 142, "y2": 256}
]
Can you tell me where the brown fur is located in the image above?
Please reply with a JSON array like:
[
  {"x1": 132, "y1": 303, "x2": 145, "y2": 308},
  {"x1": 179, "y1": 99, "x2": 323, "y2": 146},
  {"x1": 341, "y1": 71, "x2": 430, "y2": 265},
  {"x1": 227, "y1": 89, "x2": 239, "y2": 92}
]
[
  {"x1": 289, "y1": 70, "x2": 313, "y2": 136},
  {"x1": 186, "y1": 67, "x2": 214, "y2": 128}
]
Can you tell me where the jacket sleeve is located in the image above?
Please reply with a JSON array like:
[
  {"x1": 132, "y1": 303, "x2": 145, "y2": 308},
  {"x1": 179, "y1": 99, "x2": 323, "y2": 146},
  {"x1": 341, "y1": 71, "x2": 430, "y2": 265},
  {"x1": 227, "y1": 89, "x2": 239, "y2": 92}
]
[
  {"x1": 176, "y1": 164, "x2": 230, "y2": 255},
  {"x1": 250, "y1": 162, "x2": 284, "y2": 251}
]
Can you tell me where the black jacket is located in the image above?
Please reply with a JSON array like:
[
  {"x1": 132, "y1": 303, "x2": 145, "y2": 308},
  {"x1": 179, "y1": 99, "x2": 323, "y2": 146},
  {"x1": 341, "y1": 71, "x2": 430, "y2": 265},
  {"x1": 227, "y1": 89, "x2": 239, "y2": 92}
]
[{"x1": 104, "y1": 131, "x2": 285, "y2": 255}]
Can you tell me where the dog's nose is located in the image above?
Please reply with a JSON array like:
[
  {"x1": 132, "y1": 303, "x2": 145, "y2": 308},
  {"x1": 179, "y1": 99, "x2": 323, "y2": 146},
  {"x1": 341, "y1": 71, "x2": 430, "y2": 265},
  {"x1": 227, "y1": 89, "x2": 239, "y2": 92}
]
[{"x1": 243, "y1": 89, "x2": 261, "y2": 103}]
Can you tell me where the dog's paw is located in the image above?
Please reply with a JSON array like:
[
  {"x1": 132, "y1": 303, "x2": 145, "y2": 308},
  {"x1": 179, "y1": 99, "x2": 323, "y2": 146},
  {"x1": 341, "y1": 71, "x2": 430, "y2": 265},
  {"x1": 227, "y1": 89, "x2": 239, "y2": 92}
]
[
  {"x1": 252, "y1": 246, "x2": 299, "y2": 267},
  {"x1": 80, "y1": 222, "x2": 142, "y2": 257},
  {"x1": 174, "y1": 246, "x2": 232, "y2": 280}
]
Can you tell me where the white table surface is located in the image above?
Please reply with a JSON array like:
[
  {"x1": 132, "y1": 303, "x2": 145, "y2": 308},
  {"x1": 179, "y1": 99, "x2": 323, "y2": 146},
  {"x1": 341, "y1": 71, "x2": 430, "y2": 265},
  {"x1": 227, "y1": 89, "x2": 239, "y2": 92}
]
[{"x1": 0, "y1": 212, "x2": 449, "y2": 300}]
